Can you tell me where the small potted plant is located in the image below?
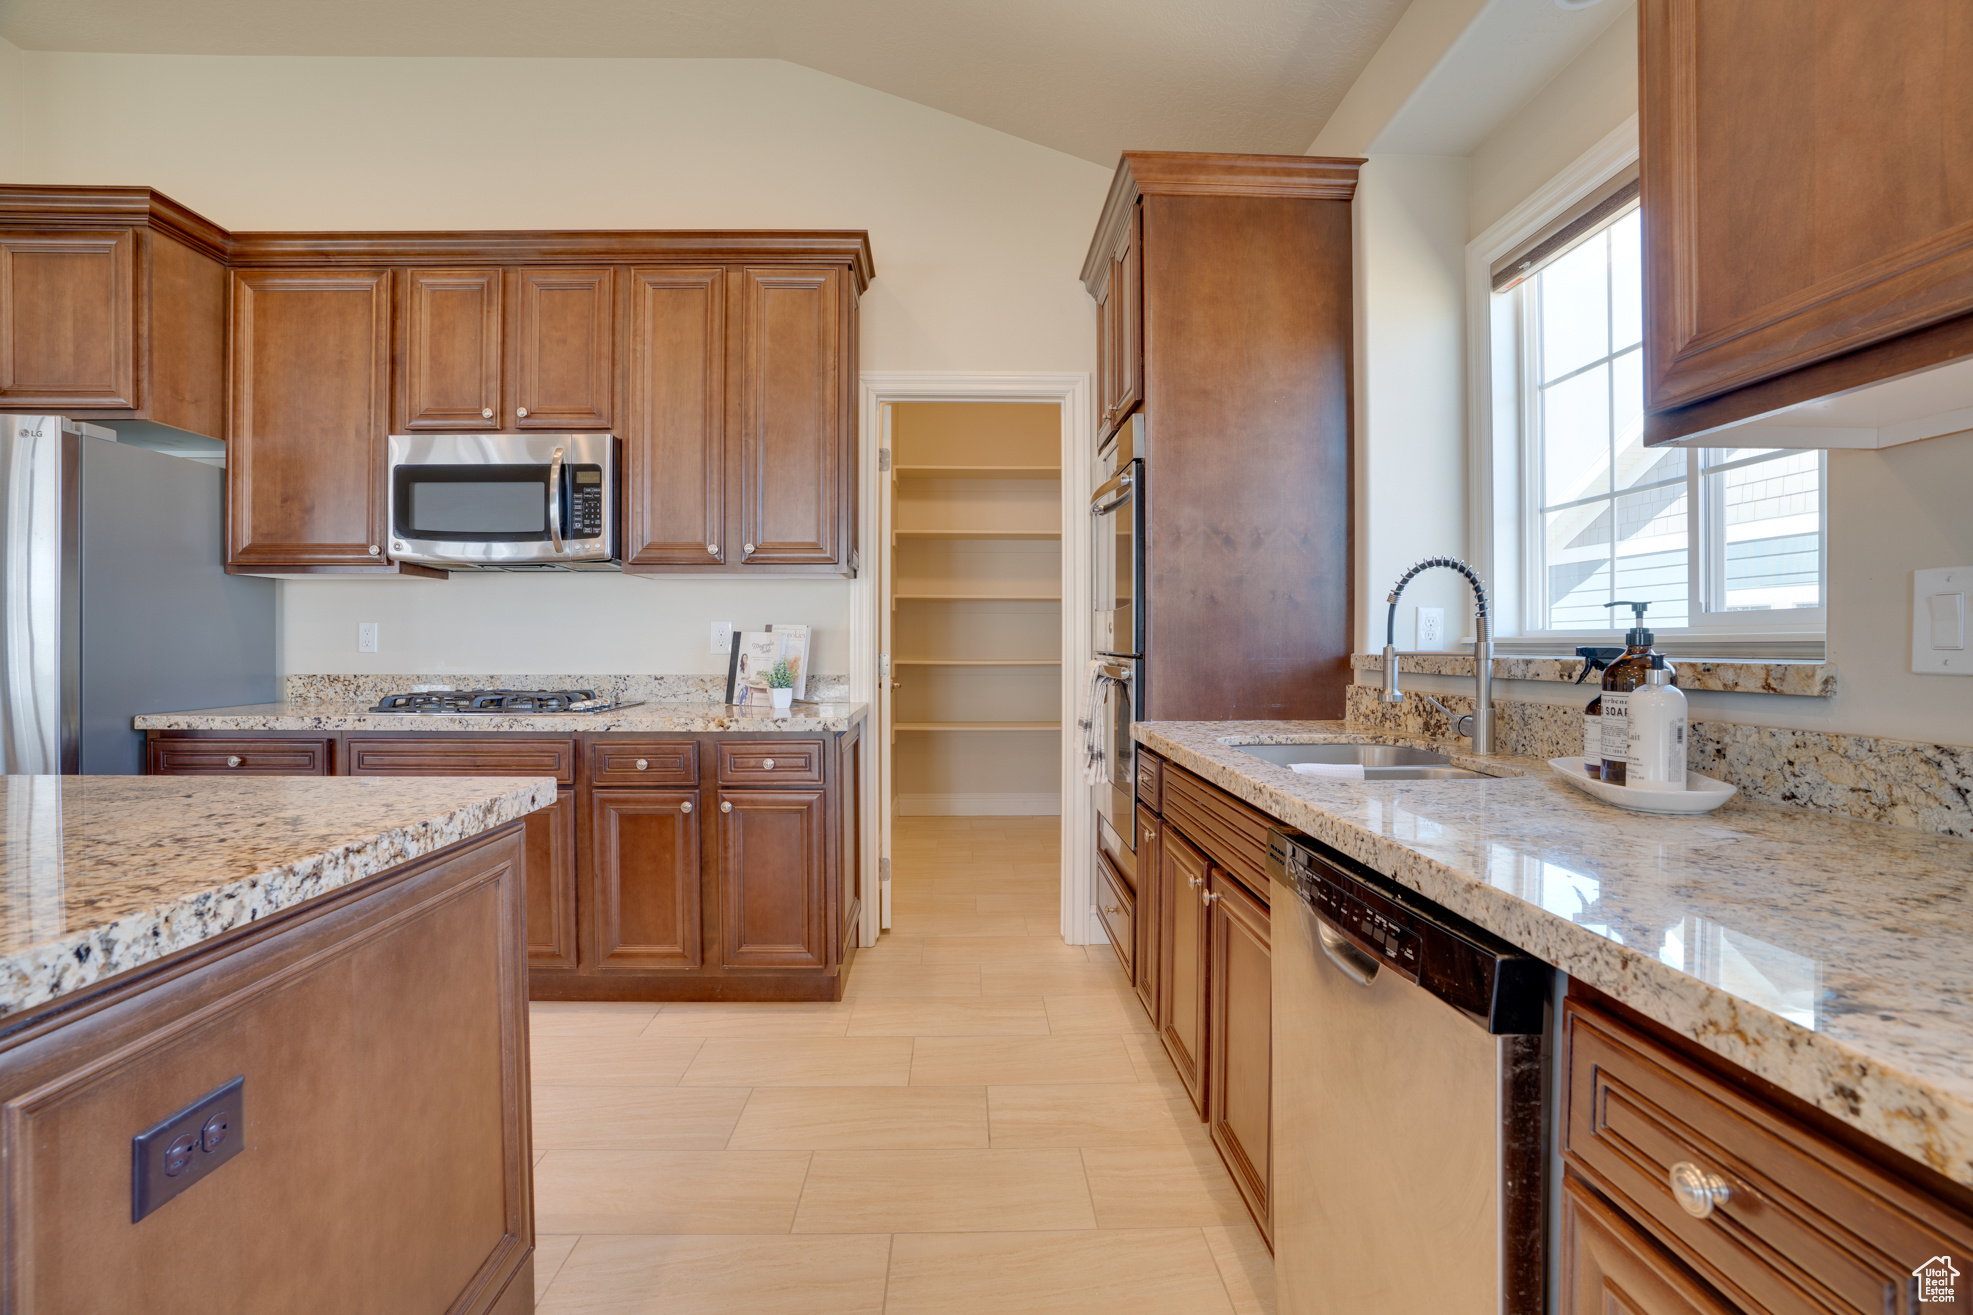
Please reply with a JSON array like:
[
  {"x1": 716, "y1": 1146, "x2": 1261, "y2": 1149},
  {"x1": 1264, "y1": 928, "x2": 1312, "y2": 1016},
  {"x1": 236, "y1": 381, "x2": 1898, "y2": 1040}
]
[{"x1": 767, "y1": 657, "x2": 796, "y2": 711}]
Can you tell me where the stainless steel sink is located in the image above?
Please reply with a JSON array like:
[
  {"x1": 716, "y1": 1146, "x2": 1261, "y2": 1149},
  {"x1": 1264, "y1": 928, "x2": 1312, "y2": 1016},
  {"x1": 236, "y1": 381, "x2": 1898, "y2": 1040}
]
[{"x1": 1232, "y1": 742, "x2": 1490, "y2": 781}]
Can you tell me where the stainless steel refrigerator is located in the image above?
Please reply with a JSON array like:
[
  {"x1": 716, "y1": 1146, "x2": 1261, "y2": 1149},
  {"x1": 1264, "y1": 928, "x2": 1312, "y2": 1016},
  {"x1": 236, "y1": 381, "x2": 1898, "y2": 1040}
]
[{"x1": 0, "y1": 415, "x2": 276, "y2": 775}]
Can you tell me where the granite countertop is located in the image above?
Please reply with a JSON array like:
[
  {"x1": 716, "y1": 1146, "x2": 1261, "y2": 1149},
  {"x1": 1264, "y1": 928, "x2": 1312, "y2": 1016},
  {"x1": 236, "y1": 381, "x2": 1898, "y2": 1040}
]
[
  {"x1": 134, "y1": 700, "x2": 870, "y2": 734},
  {"x1": 1136, "y1": 719, "x2": 1973, "y2": 1185},
  {"x1": 0, "y1": 774, "x2": 557, "y2": 1021}
]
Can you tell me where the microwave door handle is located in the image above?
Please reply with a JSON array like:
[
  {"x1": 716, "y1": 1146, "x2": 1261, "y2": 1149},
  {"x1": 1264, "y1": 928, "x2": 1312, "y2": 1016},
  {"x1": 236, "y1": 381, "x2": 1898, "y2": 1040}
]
[{"x1": 547, "y1": 446, "x2": 565, "y2": 554}]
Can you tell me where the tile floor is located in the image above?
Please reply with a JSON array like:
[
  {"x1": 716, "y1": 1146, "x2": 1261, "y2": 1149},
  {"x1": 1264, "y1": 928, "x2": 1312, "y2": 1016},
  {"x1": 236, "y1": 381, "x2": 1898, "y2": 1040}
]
[{"x1": 529, "y1": 815, "x2": 1274, "y2": 1313}]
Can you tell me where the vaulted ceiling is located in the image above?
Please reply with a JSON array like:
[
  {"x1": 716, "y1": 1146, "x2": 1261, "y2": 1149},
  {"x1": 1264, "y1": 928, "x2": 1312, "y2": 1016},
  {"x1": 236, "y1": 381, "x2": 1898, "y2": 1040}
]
[{"x1": 0, "y1": 0, "x2": 1416, "y2": 165}]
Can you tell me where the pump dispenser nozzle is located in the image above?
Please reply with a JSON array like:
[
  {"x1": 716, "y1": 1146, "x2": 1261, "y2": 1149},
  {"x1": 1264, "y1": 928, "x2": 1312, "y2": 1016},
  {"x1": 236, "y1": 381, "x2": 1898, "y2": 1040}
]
[{"x1": 1603, "y1": 600, "x2": 1655, "y2": 646}]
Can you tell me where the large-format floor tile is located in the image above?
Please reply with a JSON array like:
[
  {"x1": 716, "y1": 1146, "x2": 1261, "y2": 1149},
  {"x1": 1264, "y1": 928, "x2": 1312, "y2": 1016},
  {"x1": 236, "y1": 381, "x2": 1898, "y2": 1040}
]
[
  {"x1": 534, "y1": 1234, "x2": 580, "y2": 1302},
  {"x1": 988, "y1": 1083, "x2": 1207, "y2": 1148},
  {"x1": 532, "y1": 1086, "x2": 751, "y2": 1151},
  {"x1": 886, "y1": 911, "x2": 1034, "y2": 938},
  {"x1": 678, "y1": 1037, "x2": 913, "y2": 1086},
  {"x1": 1081, "y1": 1145, "x2": 1254, "y2": 1229},
  {"x1": 911, "y1": 1035, "x2": 1137, "y2": 1086},
  {"x1": 536, "y1": 1234, "x2": 890, "y2": 1315},
  {"x1": 639, "y1": 1002, "x2": 854, "y2": 1038},
  {"x1": 792, "y1": 1149, "x2": 1096, "y2": 1233},
  {"x1": 531, "y1": 1036, "x2": 706, "y2": 1087},
  {"x1": 839, "y1": 962, "x2": 983, "y2": 998},
  {"x1": 846, "y1": 997, "x2": 1049, "y2": 1037},
  {"x1": 1203, "y1": 1221, "x2": 1276, "y2": 1315},
  {"x1": 979, "y1": 961, "x2": 1137, "y2": 996},
  {"x1": 727, "y1": 1086, "x2": 989, "y2": 1150},
  {"x1": 919, "y1": 935, "x2": 1090, "y2": 965},
  {"x1": 534, "y1": 1150, "x2": 812, "y2": 1234},
  {"x1": 973, "y1": 891, "x2": 1058, "y2": 916},
  {"x1": 529, "y1": 1002, "x2": 662, "y2": 1037},
  {"x1": 1043, "y1": 992, "x2": 1157, "y2": 1035},
  {"x1": 883, "y1": 1229, "x2": 1237, "y2": 1314}
]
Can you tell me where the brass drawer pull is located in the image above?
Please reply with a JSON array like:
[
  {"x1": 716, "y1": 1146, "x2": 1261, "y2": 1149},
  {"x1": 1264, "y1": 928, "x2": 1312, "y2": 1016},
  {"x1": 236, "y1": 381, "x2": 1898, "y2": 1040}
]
[
  {"x1": 1669, "y1": 1161, "x2": 1732, "y2": 1219},
  {"x1": 635, "y1": 759, "x2": 649, "y2": 770},
  {"x1": 226, "y1": 755, "x2": 243, "y2": 768},
  {"x1": 763, "y1": 758, "x2": 776, "y2": 770}
]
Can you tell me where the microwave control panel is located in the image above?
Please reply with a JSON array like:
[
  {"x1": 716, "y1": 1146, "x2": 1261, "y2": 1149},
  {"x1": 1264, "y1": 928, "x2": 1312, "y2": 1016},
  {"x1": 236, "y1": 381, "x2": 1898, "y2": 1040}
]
[{"x1": 571, "y1": 466, "x2": 605, "y2": 538}]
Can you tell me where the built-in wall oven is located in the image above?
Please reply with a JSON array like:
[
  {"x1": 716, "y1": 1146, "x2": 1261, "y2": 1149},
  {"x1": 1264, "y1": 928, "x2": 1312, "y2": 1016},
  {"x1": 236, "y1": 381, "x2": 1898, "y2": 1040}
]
[
  {"x1": 1091, "y1": 415, "x2": 1146, "y2": 884},
  {"x1": 385, "y1": 432, "x2": 619, "y2": 570}
]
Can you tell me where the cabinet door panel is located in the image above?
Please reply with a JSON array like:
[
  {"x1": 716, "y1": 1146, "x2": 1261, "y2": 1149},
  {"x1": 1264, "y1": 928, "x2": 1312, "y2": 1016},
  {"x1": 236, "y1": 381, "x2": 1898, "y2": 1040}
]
[
  {"x1": 1158, "y1": 825, "x2": 1211, "y2": 1114},
  {"x1": 1207, "y1": 868, "x2": 1270, "y2": 1240},
  {"x1": 1643, "y1": 0, "x2": 1973, "y2": 410},
  {"x1": 512, "y1": 266, "x2": 613, "y2": 429},
  {"x1": 839, "y1": 720, "x2": 864, "y2": 960},
  {"x1": 526, "y1": 790, "x2": 579, "y2": 970},
  {"x1": 1096, "y1": 850, "x2": 1135, "y2": 978},
  {"x1": 625, "y1": 266, "x2": 725, "y2": 565},
  {"x1": 1561, "y1": 1180, "x2": 1735, "y2": 1315},
  {"x1": 0, "y1": 228, "x2": 138, "y2": 409},
  {"x1": 1111, "y1": 205, "x2": 1143, "y2": 429},
  {"x1": 589, "y1": 789, "x2": 702, "y2": 971},
  {"x1": 737, "y1": 267, "x2": 844, "y2": 567},
  {"x1": 400, "y1": 268, "x2": 502, "y2": 429},
  {"x1": 228, "y1": 268, "x2": 391, "y2": 566},
  {"x1": 1134, "y1": 805, "x2": 1161, "y2": 1026},
  {"x1": 717, "y1": 788, "x2": 829, "y2": 970}
]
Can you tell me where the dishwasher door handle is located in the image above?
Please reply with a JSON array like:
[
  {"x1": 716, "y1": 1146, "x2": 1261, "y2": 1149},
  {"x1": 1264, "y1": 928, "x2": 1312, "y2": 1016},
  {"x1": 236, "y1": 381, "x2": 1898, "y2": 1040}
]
[{"x1": 1316, "y1": 917, "x2": 1381, "y2": 987}]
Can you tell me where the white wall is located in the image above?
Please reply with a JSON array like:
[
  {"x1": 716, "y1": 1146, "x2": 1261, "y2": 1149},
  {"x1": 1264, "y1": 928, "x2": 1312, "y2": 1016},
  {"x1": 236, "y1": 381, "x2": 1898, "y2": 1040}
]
[
  {"x1": 0, "y1": 36, "x2": 25, "y2": 178},
  {"x1": 16, "y1": 54, "x2": 1110, "y2": 676},
  {"x1": 1352, "y1": 155, "x2": 1474, "y2": 652}
]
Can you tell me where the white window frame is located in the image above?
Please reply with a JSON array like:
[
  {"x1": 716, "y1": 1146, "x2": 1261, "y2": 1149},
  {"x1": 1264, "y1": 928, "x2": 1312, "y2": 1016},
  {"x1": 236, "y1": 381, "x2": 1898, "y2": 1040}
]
[{"x1": 1466, "y1": 117, "x2": 1828, "y2": 659}]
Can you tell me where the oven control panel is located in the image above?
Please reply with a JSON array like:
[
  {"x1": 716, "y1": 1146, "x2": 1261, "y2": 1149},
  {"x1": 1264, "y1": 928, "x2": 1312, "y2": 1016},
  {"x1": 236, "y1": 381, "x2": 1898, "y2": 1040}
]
[{"x1": 570, "y1": 466, "x2": 605, "y2": 538}]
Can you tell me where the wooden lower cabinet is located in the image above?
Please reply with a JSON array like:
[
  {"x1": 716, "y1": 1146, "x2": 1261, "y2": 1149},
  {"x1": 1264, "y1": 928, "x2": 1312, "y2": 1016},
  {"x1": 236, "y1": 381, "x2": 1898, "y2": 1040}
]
[
  {"x1": 1133, "y1": 804, "x2": 1161, "y2": 1025},
  {"x1": 717, "y1": 788, "x2": 829, "y2": 970},
  {"x1": 1561, "y1": 1179, "x2": 1735, "y2": 1315},
  {"x1": 1206, "y1": 868, "x2": 1270, "y2": 1239},
  {"x1": 526, "y1": 789, "x2": 579, "y2": 970},
  {"x1": 1158, "y1": 825, "x2": 1212, "y2": 1114},
  {"x1": 588, "y1": 789, "x2": 702, "y2": 971},
  {"x1": 0, "y1": 826, "x2": 533, "y2": 1314}
]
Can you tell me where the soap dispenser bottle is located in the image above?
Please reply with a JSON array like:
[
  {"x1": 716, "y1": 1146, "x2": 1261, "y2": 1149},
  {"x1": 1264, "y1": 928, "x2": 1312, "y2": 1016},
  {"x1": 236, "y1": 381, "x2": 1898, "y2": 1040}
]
[
  {"x1": 1625, "y1": 659, "x2": 1689, "y2": 790},
  {"x1": 1599, "y1": 601, "x2": 1675, "y2": 786},
  {"x1": 1574, "y1": 646, "x2": 1625, "y2": 776}
]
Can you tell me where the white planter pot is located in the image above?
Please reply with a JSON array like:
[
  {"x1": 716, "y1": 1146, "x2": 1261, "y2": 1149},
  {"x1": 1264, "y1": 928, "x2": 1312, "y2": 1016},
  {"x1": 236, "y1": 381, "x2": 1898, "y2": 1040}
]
[{"x1": 770, "y1": 687, "x2": 794, "y2": 711}]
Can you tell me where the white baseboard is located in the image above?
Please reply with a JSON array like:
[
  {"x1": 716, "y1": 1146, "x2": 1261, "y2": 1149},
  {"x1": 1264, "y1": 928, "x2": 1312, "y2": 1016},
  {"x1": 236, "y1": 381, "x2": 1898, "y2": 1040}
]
[
  {"x1": 894, "y1": 793, "x2": 1062, "y2": 816},
  {"x1": 1086, "y1": 910, "x2": 1111, "y2": 946}
]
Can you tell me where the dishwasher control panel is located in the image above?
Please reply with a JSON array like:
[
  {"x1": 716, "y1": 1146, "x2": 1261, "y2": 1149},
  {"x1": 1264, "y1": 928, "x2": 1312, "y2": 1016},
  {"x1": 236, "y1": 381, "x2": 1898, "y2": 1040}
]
[{"x1": 1288, "y1": 845, "x2": 1423, "y2": 980}]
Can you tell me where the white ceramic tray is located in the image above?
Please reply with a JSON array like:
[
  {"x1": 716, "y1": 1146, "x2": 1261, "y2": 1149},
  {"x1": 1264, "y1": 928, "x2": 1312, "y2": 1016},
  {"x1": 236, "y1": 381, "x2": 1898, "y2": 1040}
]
[{"x1": 1547, "y1": 757, "x2": 1738, "y2": 815}]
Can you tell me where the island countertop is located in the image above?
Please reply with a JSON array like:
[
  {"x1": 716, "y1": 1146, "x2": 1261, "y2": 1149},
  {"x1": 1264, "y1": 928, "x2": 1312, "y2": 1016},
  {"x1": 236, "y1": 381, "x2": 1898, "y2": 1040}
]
[
  {"x1": 0, "y1": 774, "x2": 557, "y2": 1020},
  {"x1": 134, "y1": 700, "x2": 868, "y2": 734},
  {"x1": 1136, "y1": 719, "x2": 1973, "y2": 1186}
]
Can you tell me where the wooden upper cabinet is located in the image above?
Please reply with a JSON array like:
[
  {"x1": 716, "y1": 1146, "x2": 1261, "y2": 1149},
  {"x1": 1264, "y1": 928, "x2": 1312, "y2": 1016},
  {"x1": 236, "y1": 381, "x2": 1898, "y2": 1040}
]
[
  {"x1": 399, "y1": 267, "x2": 503, "y2": 429},
  {"x1": 1097, "y1": 204, "x2": 1143, "y2": 439},
  {"x1": 736, "y1": 266, "x2": 846, "y2": 568},
  {"x1": 0, "y1": 228, "x2": 138, "y2": 410},
  {"x1": 228, "y1": 268, "x2": 392, "y2": 567},
  {"x1": 1642, "y1": 0, "x2": 1973, "y2": 422},
  {"x1": 625, "y1": 266, "x2": 726, "y2": 565},
  {"x1": 511, "y1": 266, "x2": 614, "y2": 429}
]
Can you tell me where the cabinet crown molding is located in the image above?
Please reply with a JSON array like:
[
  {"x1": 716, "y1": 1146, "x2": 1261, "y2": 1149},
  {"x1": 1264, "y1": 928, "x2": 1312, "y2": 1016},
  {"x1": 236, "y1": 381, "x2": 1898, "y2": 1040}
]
[
  {"x1": 0, "y1": 185, "x2": 875, "y2": 290},
  {"x1": 1080, "y1": 151, "x2": 1364, "y2": 290}
]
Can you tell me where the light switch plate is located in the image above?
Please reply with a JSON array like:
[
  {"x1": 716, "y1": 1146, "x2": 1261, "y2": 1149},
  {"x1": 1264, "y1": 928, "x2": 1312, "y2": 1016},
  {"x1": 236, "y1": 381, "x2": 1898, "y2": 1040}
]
[
  {"x1": 1415, "y1": 607, "x2": 1445, "y2": 651},
  {"x1": 1912, "y1": 567, "x2": 1970, "y2": 675}
]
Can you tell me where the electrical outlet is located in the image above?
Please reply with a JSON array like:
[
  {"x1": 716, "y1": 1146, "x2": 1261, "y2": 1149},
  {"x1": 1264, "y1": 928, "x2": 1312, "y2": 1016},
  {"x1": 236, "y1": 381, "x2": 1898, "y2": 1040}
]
[
  {"x1": 357, "y1": 622, "x2": 379, "y2": 654},
  {"x1": 711, "y1": 621, "x2": 734, "y2": 654},
  {"x1": 1416, "y1": 607, "x2": 1446, "y2": 651},
  {"x1": 132, "y1": 1075, "x2": 245, "y2": 1222}
]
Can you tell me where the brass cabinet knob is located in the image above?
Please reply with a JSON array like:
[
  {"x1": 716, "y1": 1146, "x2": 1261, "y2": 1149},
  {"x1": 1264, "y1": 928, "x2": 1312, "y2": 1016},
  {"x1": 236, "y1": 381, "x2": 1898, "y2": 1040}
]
[
  {"x1": 744, "y1": 542, "x2": 755, "y2": 554},
  {"x1": 720, "y1": 800, "x2": 733, "y2": 813},
  {"x1": 368, "y1": 545, "x2": 380, "y2": 555},
  {"x1": 225, "y1": 755, "x2": 242, "y2": 768},
  {"x1": 1103, "y1": 904, "x2": 1122, "y2": 915},
  {"x1": 516, "y1": 406, "x2": 529, "y2": 419},
  {"x1": 763, "y1": 758, "x2": 776, "y2": 770},
  {"x1": 1144, "y1": 828, "x2": 1156, "y2": 843},
  {"x1": 1187, "y1": 875, "x2": 1202, "y2": 889},
  {"x1": 1669, "y1": 1162, "x2": 1731, "y2": 1219},
  {"x1": 708, "y1": 543, "x2": 719, "y2": 554},
  {"x1": 635, "y1": 759, "x2": 649, "y2": 770},
  {"x1": 481, "y1": 407, "x2": 493, "y2": 419},
  {"x1": 680, "y1": 801, "x2": 692, "y2": 813},
  {"x1": 1202, "y1": 889, "x2": 1221, "y2": 905}
]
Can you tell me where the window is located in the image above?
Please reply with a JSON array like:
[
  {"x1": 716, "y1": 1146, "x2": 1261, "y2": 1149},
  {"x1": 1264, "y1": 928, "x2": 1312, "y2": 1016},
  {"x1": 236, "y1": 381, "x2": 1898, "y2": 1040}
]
[{"x1": 1518, "y1": 206, "x2": 1825, "y2": 641}]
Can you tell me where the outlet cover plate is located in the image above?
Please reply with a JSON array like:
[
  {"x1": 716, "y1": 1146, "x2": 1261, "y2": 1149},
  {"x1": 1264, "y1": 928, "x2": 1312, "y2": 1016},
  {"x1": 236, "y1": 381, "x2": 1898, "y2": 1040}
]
[
  {"x1": 132, "y1": 1075, "x2": 245, "y2": 1222},
  {"x1": 1416, "y1": 607, "x2": 1446, "y2": 651},
  {"x1": 711, "y1": 621, "x2": 734, "y2": 655},
  {"x1": 357, "y1": 621, "x2": 379, "y2": 653},
  {"x1": 1913, "y1": 567, "x2": 1970, "y2": 675}
]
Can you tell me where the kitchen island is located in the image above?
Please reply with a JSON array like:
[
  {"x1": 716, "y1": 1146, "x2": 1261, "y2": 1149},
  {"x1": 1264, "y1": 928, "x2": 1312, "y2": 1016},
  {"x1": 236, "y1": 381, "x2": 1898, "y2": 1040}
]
[{"x1": 0, "y1": 773, "x2": 555, "y2": 1314}]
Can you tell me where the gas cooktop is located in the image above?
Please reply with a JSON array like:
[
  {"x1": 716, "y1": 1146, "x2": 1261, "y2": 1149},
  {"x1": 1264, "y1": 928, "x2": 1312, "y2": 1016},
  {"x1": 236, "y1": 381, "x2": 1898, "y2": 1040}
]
[{"x1": 367, "y1": 689, "x2": 644, "y2": 715}]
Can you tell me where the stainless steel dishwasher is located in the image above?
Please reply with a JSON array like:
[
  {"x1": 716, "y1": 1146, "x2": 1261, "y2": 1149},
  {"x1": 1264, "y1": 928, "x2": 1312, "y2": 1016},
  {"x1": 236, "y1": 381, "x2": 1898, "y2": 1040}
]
[{"x1": 1269, "y1": 830, "x2": 1550, "y2": 1315}]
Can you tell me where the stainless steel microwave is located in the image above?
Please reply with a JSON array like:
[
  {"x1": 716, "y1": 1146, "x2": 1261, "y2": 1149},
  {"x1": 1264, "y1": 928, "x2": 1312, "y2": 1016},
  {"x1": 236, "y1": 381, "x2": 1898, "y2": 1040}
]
[{"x1": 385, "y1": 433, "x2": 618, "y2": 570}]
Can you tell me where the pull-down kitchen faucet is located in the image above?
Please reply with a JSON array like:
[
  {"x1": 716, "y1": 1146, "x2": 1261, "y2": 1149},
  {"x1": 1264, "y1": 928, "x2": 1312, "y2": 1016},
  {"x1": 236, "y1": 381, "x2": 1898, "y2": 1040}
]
[{"x1": 1382, "y1": 557, "x2": 1494, "y2": 755}]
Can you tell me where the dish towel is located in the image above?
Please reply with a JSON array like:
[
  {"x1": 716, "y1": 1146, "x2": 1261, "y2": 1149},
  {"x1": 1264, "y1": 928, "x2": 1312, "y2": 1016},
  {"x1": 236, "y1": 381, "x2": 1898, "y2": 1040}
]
[
  {"x1": 1077, "y1": 659, "x2": 1108, "y2": 786},
  {"x1": 1289, "y1": 762, "x2": 1366, "y2": 780}
]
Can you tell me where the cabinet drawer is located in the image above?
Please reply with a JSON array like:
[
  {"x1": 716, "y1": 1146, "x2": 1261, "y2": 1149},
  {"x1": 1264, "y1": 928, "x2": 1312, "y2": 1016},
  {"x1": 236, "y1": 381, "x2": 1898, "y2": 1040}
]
[
  {"x1": 345, "y1": 738, "x2": 574, "y2": 784},
  {"x1": 1561, "y1": 1178, "x2": 1736, "y2": 1315},
  {"x1": 148, "y1": 738, "x2": 330, "y2": 776},
  {"x1": 1096, "y1": 849, "x2": 1135, "y2": 978},
  {"x1": 1137, "y1": 750, "x2": 1163, "y2": 811},
  {"x1": 716, "y1": 739, "x2": 826, "y2": 786},
  {"x1": 1162, "y1": 766, "x2": 1269, "y2": 904},
  {"x1": 1563, "y1": 999, "x2": 1973, "y2": 1315},
  {"x1": 590, "y1": 740, "x2": 699, "y2": 787}
]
